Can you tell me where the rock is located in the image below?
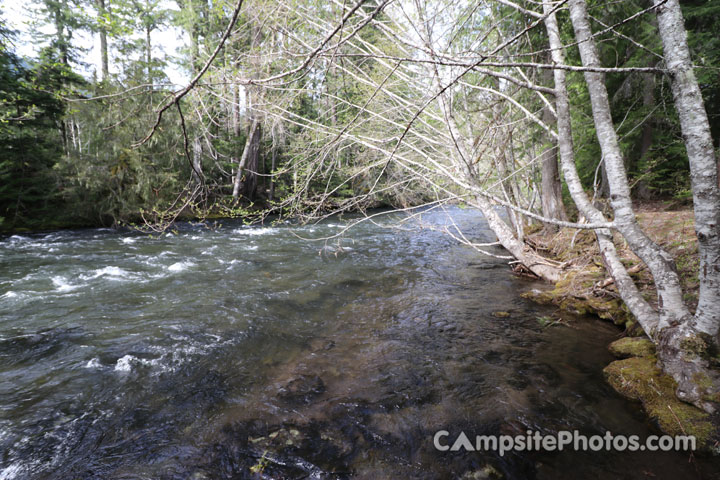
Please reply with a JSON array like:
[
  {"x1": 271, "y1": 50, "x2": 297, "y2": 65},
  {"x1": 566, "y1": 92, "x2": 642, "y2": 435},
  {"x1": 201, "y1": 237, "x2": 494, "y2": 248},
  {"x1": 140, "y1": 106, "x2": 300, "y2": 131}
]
[
  {"x1": 604, "y1": 357, "x2": 716, "y2": 450},
  {"x1": 278, "y1": 375, "x2": 326, "y2": 405},
  {"x1": 308, "y1": 338, "x2": 335, "y2": 352},
  {"x1": 608, "y1": 337, "x2": 656, "y2": 359},
  {"x1": 248, "y1": 427, "x2": 307, "y2": 450},
  {"x1": 434, "y1": 321, "x2": 458, "y2": 332},
  {"x1": 460, "y1": 464, "x2": 503, "y2": 479},
  {"x1": 492, "y1": 311, "x2": 510, "y2": 318}
]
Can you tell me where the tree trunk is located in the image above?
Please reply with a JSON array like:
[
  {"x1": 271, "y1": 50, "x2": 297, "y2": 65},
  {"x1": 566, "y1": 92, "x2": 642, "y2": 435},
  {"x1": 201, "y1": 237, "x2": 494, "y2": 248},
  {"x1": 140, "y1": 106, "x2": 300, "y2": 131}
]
[
  {"x1": 541, "y1": 1, "x2": 660, "y2": 334},
  {"x1": 493, "y1": 139, "x2": 523, "y2": 241},
  {"x1": 653, "y1": 0, "x2": 720, "y2": 341},
  {"x1": 650, "y1": 0, "x2": 720, "y2": 412},
  {"x1": 540, "y1": 101, "x2": 568, "y2": 230},
  {"x1": 568, "y1": 0, "x2": 690, "y2": 332},
  {"x1": 269, "y1": 145, "x2": 277, "y2": 202},
  {"x1": 230, "y1": 84, "x2": 241, "y2": 191},
  {"x1": 53, "y1": 2, "x2": 69, "y2": 65},
  {"x1": 192, "y1": 136, "x2": 203, "y2": 184},
  {"x1": 232, "y1": 118, "x2": 262, "y2": 200},
  {"x1": 634, "y1": 68, "x2": 655, "y2": 200},
  {"x1": 473, "y1": 196, "x2": 562, "y2": 282},
  {"x1": 568, "y1": 0, "x2": 719, "y2": 411},
  {"x1": 146, "y1": 25, "x2": 152, "y2": 82},
  {"x1": 97, "y1": 0, "x2": 109, "y2": 81}
]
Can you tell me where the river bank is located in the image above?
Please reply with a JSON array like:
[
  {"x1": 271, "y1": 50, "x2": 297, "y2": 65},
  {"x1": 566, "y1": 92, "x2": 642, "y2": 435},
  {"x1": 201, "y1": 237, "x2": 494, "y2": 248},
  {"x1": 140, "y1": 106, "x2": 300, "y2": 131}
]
[{"x1": 522, "y1": 202, "x2": 720, "y2": 452}]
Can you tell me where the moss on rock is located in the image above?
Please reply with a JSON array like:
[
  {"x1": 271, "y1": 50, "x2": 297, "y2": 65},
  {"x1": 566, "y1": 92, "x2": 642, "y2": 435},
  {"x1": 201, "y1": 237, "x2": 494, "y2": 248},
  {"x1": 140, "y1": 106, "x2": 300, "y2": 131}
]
[
  {"x1": 522, "y1": 270, "x2": 634, "y2": 330},
  {"x1": 604, "y1": 356, "x2": 716, "y2": 450},
  {"x1": 608, "y1": 337, "x2": 656, "y2": 359}
]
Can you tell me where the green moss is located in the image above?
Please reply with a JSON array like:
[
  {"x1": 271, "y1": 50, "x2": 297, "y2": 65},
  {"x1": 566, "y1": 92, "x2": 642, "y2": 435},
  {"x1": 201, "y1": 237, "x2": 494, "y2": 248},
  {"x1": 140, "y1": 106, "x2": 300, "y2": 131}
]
[
  {"x1": 679, "y1": 333, "x2": 719, "y2": 363},
  {"x1": 691, "y1": 372, "x2": 720, "y2": 404},
  {"x1": 522, "y1": 271, "x2": 633, "y2": 329},
  {"x1": 604, "y1": 357, "x2": 716, "y2": 449},
  {"x1": 609, "y1": 337, "x2": 656, "y2": 359},
  {"x1": 680, "y1": 336, "x2": 710, "y2": 359}
]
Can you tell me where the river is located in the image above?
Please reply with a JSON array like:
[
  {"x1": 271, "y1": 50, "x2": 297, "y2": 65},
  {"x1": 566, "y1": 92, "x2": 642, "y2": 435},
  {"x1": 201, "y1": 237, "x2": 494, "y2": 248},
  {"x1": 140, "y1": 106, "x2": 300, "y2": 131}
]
[{"x1": 0, "y1": 207, "x2": 716, "y2": 479}]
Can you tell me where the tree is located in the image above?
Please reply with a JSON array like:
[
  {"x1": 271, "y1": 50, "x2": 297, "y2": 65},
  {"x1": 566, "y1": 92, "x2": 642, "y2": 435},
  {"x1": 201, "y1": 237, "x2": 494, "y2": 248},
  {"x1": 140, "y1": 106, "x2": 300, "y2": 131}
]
[
  {"x1": 651, "y1": 0, "x2": 720, "y2": 409},
  {"x1": 0, "y1": 30, "x2": 82, "y2": 228}
]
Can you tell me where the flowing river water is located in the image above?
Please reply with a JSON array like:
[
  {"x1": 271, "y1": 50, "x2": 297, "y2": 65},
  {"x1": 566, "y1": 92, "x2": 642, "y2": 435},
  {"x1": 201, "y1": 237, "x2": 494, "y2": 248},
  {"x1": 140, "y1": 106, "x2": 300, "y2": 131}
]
[{"x1": 0, "y1": 207, "x2": 717, "y2": 479}]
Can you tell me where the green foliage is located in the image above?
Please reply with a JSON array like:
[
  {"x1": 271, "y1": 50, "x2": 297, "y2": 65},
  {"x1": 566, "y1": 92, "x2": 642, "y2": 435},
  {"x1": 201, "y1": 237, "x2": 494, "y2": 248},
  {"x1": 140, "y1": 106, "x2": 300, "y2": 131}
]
[
  {"x1": 557, "y1": 0, "x2": 696, "y2": 199},
  {"x1": 0, "y1": 34, "x2": 83, "y2": 230},
  {"x1": 54, "y1": 84, "x2": 188, "y2": 226}
]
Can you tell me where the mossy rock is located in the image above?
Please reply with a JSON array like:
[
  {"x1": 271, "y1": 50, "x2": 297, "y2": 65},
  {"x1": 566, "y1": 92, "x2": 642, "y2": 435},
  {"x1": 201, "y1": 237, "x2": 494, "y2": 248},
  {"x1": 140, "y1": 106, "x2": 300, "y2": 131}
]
[
  {"x1": 608, "y1": 337, "x2": 656, "y2": 359},
  {"x1": 522, "y1": 272, "x2": 634, "y2": 330},
  {"x1": 604, "y1": 357, "x2": 716, "y2": 449}
]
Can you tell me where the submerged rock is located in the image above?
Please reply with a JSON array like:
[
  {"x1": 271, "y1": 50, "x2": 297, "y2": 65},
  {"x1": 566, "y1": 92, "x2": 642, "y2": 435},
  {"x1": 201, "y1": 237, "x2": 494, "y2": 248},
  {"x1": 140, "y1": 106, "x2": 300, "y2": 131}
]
[{"x1": 278, "y1": 375, "x2": 326, "y2": 405}]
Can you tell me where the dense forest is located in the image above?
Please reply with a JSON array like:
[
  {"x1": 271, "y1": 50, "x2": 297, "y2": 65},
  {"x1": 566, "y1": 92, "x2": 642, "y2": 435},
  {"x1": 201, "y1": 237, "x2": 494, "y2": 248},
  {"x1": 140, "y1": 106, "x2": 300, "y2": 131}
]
[
  {"x1": 1, "y1": 0, "x2": 718, "y2": 231},
  {"x1": 1, "y1": 0, "x2": 720, "y2": 413}
]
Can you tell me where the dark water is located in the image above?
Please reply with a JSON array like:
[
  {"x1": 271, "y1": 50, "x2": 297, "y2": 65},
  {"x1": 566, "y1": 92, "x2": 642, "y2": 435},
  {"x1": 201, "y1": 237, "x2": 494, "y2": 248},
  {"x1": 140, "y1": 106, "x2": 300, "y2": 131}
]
[{"x1": 0, "y1": 207, "x2": 717, "y2": 479}]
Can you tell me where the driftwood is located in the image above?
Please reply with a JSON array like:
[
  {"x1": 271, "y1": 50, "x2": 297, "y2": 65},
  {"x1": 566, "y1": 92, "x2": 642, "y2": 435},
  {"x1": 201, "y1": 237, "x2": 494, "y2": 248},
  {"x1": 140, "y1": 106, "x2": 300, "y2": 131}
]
[{"x1": 594, "y1": 264, "x2": 644, "y2": 289}]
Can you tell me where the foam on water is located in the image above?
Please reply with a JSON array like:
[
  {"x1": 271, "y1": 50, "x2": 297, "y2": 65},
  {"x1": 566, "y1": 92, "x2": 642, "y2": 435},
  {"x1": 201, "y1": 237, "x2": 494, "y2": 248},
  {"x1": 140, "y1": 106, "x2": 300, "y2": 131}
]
[
  {"x1": 51, "y1": 276, "x2": 80, "y2": 293},
  {"x1": 0, "y1": 463, "x2": 22, "y2": 480},
  {"x1": 85, "y1": 358, "x2": 102, "y2": 369},
  {"x1": 232, "y1": 227, "x2": 277, "y2": 236},
  {"x1": 121, "y1": 237, "x2": 136, "y2": 244},
  {"x1": 114, "y1": 355, "x2": 135, "y2": 372},
  {"x1": 8, "y1": 235, "x2": 30, "y2": 243},
  {"x1": 114, "y1": 354, "x2": 164, "y2": 372},
  {"x1": 113, "y1": 347, "x2": 205, "y2": 373},
  {"x1": 168, "y1": 261, "x2": 195, "y2": 272},
  {"x1": 87, "y1": 266, "x2": 131, "y2": 280}
]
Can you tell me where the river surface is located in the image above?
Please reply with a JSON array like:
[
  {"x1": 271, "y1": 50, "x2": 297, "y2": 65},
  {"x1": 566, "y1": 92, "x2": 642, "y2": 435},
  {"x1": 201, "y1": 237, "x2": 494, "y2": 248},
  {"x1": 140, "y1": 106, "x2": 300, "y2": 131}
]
[{"x1": 0, "y1": 207, "x2": 717, "y2": 479}]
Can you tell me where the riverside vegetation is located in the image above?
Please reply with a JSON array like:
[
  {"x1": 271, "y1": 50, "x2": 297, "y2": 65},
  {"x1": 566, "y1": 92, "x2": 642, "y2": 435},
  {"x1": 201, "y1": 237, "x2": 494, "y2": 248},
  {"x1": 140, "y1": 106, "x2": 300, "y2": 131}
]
[
  {"x1": 2, "y1": 0, "x2": 720, "y2": 465},
  {"x1": 524, "y1": 202, "x2": 719, "y2": 450}
]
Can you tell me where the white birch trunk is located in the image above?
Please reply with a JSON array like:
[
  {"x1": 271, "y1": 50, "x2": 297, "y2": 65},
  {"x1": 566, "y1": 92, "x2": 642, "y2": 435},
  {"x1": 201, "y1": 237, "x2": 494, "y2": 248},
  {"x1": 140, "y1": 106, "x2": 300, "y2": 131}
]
[
  {"x1": 653, "y1": 0, "x2": 720, "y2": 340},
  {"x1": 541, "y1": 1, "x2": 660, "y2": 334},
  {"x1": 565, "y1": 0, "x2": 719, "y2": 411},
  {"x1": 568, "y1": 0, "x2": 690, "y2": 330}
]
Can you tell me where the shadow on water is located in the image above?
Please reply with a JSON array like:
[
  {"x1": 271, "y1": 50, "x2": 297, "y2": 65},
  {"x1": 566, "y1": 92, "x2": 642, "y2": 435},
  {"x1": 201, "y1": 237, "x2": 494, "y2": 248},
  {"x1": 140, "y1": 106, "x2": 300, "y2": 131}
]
[{"x1": 0, "y1": 207, "x2": 718, "y2": 479}]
